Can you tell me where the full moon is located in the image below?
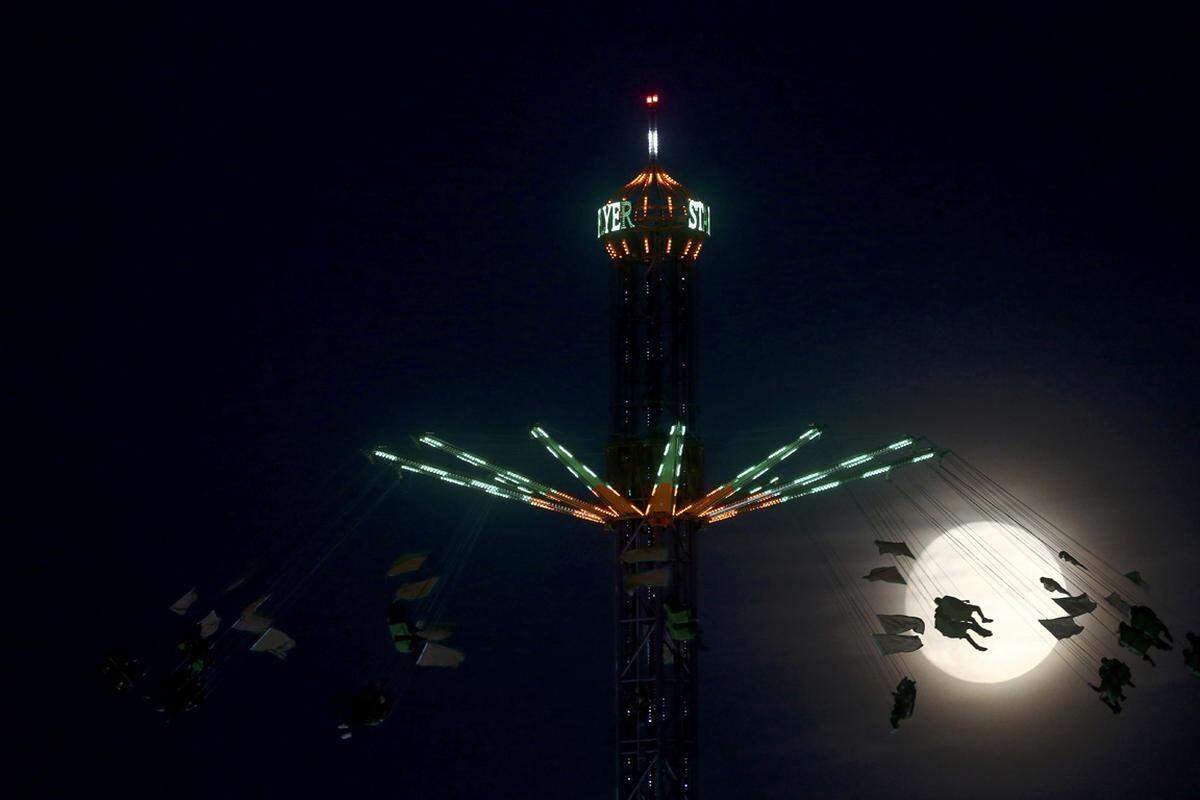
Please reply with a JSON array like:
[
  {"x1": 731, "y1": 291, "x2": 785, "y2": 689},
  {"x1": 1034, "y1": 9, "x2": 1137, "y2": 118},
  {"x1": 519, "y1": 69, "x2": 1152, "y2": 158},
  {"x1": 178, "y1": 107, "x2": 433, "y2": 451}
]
[{"x1": 903, "y1": 521, "x2": 1065, "y2": 684}]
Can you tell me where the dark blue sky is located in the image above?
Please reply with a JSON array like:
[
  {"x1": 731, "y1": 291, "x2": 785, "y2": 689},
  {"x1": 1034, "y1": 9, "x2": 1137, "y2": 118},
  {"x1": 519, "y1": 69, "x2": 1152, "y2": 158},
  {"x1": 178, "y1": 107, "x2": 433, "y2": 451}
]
[{"x1": 17, "y1": 7, "x2": 1198, "y2": 798}]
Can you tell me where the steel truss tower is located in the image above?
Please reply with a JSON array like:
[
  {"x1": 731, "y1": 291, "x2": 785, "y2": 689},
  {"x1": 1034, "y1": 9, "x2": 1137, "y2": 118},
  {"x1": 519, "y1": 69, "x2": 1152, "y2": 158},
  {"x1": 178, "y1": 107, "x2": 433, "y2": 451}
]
[
  {"x1": 604, "y1": 95, "x2": 707, "y2": 798},
  {"x1": 372, "y1": 95, "x2": 940, "y2": 800},
  {"x1": 612, "y1": 514, "x2": 701, "y2": 797}
]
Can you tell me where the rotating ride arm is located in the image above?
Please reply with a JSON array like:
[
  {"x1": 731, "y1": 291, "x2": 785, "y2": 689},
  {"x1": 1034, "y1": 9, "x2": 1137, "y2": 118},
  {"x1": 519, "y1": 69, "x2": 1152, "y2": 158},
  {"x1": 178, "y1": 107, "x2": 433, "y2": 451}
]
[
  {"x1": 680, "y1": 426, "x2": 821, "y2": 517},
  {"x1": 705, "y1": 438, "x2": 942, "y2": 523},
  {"x1": 646, "y1": 423, "x2": 686, "y2": 520},
  {"x1": 530, "y1": 426, "x2": 643, "y2": 517},
  {"x1": 371, "y1": 448, "x2": 607, "y2": 524},
  {"x1": 415, "y1": 433, "x2": 615, "y2": 520}
]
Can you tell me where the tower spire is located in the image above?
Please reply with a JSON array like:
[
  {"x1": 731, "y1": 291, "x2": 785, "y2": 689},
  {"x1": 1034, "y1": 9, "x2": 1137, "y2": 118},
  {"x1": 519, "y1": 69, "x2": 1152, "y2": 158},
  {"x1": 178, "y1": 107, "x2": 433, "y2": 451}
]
[{"x1": 645, "y1": 93, "x2": 659, "y2": 163}]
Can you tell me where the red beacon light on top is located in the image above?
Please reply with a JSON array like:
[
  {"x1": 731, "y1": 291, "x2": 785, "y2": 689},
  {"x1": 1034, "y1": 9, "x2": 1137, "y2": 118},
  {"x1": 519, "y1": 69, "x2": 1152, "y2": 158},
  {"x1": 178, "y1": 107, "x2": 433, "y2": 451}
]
[{"x1": 645, "y1": 94, "x2": 659, "y2": 105}]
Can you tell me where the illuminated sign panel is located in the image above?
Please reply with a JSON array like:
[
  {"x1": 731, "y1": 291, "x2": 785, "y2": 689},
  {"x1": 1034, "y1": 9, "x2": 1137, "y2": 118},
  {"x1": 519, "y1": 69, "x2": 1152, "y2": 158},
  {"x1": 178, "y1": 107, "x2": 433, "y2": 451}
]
[
  {"x1": 687, "y1": 199, "x2": 711, "y2": 234},
  {"x1": 597, "y1": 201, "x2": 634, "y2": 238},
  {"x1": 595, "y1": 198, "x2": 712, "y2": 238}
]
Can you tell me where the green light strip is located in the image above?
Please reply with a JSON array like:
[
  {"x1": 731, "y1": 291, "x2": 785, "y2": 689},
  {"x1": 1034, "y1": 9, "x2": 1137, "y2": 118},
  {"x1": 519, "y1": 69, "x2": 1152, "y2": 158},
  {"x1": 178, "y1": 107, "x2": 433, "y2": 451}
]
[
  {"x1": 373, "y1": 448, "x2": 604, "y2": 523},
  {"x1": 530, "y1": 426, "x2": 642, "y2": 516},
  {"x1": 684, "y1": 426, "x2": 821, "y2": 515},
  {"x1": 416, "y1": 433, "x2": 613, "y2": 519},
  {"x1": 648, "y1": 423, "x2": 685, "y2": 514},
  {"x1": 723, "y1": 426, "x2": 819, "y2": 491},
  {"x1": 706, "y1": 438, "x2": 935, "y2": 518}
]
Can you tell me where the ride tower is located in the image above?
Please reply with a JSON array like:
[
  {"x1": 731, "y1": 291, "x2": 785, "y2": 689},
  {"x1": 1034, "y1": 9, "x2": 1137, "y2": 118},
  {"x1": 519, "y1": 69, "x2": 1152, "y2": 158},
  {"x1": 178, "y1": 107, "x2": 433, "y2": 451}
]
[
  {"x1": 374, "y1": 94, "x2": 938, "y2": 800},
  {"x1": 599, "y1": 94, "x2": 711, "y2": 799}
]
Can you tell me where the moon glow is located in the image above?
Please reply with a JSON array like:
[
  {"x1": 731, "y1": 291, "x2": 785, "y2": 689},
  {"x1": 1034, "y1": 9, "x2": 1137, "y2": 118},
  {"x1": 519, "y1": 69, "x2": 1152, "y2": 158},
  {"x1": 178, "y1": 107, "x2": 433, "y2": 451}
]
[{"x1": 904, "y1": 521, "x2": 1065, "y2": 684}]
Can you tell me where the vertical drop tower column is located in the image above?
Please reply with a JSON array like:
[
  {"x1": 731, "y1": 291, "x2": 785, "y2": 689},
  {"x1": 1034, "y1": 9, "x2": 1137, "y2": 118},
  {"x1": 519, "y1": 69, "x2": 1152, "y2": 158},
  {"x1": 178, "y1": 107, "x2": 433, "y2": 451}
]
[{"x1": 598, "y1": 94, "x2": 712, "y2": 799}]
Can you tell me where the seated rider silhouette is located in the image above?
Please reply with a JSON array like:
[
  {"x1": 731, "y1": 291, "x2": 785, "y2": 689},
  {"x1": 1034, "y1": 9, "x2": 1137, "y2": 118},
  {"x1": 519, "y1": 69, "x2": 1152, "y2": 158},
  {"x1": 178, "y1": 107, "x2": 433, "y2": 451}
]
[
  {"x1": 889, "y1": 677, "x2": 917, "y2": 730},
  {"x1": 935, "y1": 595, "x2": 993, "y2": 624},
  {"x1": 1088, "y1": 657, "x2": 1134, "y2": 714},
  {"x1": 934, "y1": 596, "x2": 994, "y2": 651},
  {"x1": 1118, "y1": 621, "x2": 1169, "y2": 666}
]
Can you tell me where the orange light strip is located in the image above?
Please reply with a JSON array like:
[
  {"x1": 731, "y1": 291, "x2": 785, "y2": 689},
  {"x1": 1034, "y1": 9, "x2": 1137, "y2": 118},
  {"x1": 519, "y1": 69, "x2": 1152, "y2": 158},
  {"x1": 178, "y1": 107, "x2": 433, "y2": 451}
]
[
  {"x1": 698, "y1": 484, "x2": 775, "y2": 517},
  {"x1": 547, "y1": 488, "x2": 618, "y2": 518},
  {"x1": 709, "y1": 496, "x2": 782, "y2": 523},
  {"x1": 531, "y1": 426, "x2": 644, "y2": 518},
  {"x1": 528, "y1": 496, "x2": 604, "y2": 523},
  {"x1": 677, "y1": 484, "x2": 726, "y2": 516}
]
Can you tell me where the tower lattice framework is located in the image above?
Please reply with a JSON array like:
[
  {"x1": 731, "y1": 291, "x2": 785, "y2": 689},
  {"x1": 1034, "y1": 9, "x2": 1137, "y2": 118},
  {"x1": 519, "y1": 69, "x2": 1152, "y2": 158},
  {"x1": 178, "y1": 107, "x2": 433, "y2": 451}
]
[{"x1": 604, "y1": 94, "x2": 706, "y2": 799}]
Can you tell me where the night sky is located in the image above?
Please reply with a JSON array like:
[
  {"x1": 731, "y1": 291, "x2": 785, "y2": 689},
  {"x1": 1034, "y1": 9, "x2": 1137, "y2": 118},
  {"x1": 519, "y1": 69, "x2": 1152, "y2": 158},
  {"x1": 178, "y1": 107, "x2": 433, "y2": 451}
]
[{"x1": 17, "y1": 8, "x2": 1199, "y2": 798}]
